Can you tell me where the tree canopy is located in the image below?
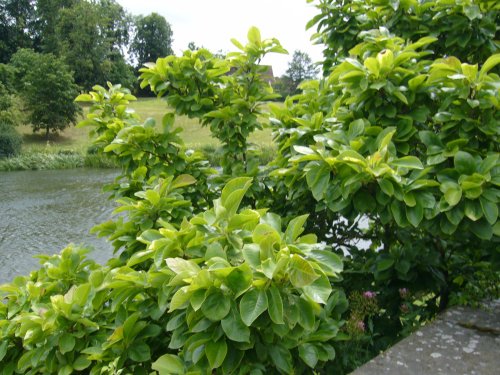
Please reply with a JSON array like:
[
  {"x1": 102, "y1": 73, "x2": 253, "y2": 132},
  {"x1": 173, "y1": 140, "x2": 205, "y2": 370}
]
[
  {"x1": 0, "y1": 1, "x2": 185, "y2": 91},
  {"x1": 10, "y1": 49, "x2": 80, "y2": 137},
  {"x1": 275, "y1": 50, "x2": 319, "y2": 97},
  {"x1": 131, "y1": 12, "x2": 174, "y2": 69}
]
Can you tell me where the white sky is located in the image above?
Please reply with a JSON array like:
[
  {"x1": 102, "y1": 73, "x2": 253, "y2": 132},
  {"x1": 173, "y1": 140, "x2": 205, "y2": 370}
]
[{"x1": 116, "y1": 0, "x2": 324, "y2": 76}]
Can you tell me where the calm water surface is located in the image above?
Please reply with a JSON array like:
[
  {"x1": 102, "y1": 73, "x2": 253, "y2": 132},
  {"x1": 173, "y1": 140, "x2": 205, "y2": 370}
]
[{"x1": 0, "y1": 169, "x2": 118, "y2": 283}]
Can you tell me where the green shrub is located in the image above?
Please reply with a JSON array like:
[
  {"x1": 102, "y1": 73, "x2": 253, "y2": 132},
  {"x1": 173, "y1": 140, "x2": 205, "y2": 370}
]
[
  {"x1": 1, "y1": 3, "x2": 499, "y2": 372},
  {"x1": 0, "y1": 122, "x2": 22, "y2": 157},
  {"x1": 0, "y1": 150, "x2": 85, "y2": 171}
]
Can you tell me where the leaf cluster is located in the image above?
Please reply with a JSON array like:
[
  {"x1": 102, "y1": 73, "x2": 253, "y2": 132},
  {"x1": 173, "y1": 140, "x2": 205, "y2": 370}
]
[
  {"x1": 139, "y1": 27, "x2": 286, "y2": 174},
  {"x1": 308, "y1": 0, "x2": 500, "y2": 71}
]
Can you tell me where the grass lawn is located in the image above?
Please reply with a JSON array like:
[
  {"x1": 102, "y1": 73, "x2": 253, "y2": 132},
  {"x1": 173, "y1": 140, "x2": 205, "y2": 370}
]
[{"x1": 17, "y1": 98, "x2": 274, "y2": 152}]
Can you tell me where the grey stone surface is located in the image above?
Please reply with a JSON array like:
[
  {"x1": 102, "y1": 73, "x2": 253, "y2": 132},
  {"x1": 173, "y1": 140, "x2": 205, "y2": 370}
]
[{"x1": 351, "y1": 300, "x2": 500, "y2": 375}]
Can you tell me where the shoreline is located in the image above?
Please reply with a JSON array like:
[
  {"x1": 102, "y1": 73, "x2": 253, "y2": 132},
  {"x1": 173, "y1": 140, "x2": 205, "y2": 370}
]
[{"x1": 0, "y1": 144, "x2": 276, "y2": 172}]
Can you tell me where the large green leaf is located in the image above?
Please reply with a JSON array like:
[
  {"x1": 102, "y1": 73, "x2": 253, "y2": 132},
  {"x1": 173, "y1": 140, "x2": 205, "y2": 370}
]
[
  {"x1": 302, "y1": 274, "x2": 332, "y2": 304},
  {"x1": 465, "y1": 200, "x2": 483, "y2": 221},
  {"x1": 152, "y1": 354, "x2": 184, "y2": 374},
  {"x1": 73, "y1": 355, "x2": 91, "y2": 371},
  {"x1": 289, "y1": 254, "x2": 319, "y2": 287},
  {"x1": 391, "y1": 156, "x2": 424, "y2": 170},
  {"x1": 247, "y1": 26, "x2": 262, "y2": 44},
  {"x1": 377, "y1": 257, "x2": 394, "y2": 272},
  {"x1": 205, "y1": 339, "x2": 228, "y2": 369},
  {"x1": 299, "y1": 343, "x2": 319, "y2": 368},
  {"x1": 190, "y1": 289, "x2": 207, "y2": 311},
  {"x1": 440, "y1": 182, "x2": 462, "y2": 206},
  {"x1": 220, "y1": 177, "x2": 253, "y2": 217},
  {"x1": 348, "y1": 119, "x2": 366, "y2": 139},
  {"x1": 306, "y1": 163, "x2": 331, "y2": 200},
  {"x1": 171, "y1": 174, "x2": 197, "y2": 189},
  {"x1": 478, "y1": 154, "x2": 499, "y2": 174},
  {"x1": 0, "y1": 341, "x2": 7, "y2": 362},
  {"x1": 166, "y1": 258, "x2": 200, "y2": 275},
  {"x1": 470, "y1": 219, "x2": 493, "y2": 240},
  {"x1": 364, "y1": 57, "x2": 380, "y2": 76},
  {"x1": 309, "y1": 250, "x2": 343, "y2": 275},
  {"x1": 406, "y1": 203, "x2": 424, "y2": 227},
  {"x1": 169, "y1": 287, "x2": 192, "y2": 312},
  {"x1": 242, "y1": 244, "x2": 261, "y2": 268},
  {"x1": 253, "y1": 223, "x2": 281, "y2": 246},
  {"x1": 390, "y1": 200, "x2": 407, "y2": 227},
  {"x1": 269, "y1": 344, "x2": 293, "y2": 374},
  {"x1": 284, "y1": 214, "x2": 309, "y2": 243},
  {"x1": 221, "y1": 307, "x2": 250, "y2": 342},
  {"x1": 201, "y1": 289, "x2": 231, "y2": 321},
  {"x1": 266, "y1": 284, "x2": 284, "y2": 324},
  {"x1": 298, "y1": 298, "x2": 315, "y2": 330},
  {"x1": 480, "y1": 197, "x2": 498, "y2": 225},
  {"x1": 378, "y1": 178, "x2": 394, "y2": 196},
  {"x1": 129, "y1": 342, "x2": 151, "y2": 362},
  {"x1": 59, "y1": 333, "x2": 75, "y2": 354},
  {"x1": 454, "y1": 151, "x2": 476, "y2": 175},
  {"x1": 479, "y1": 54, "x2": 500, "y2": 79},
  {"x1": 226, "y1": 265, "x2": 253, "y2": 298},
  {"x1": 239, "y1": 288, "x2": 268, "y2": 326}
]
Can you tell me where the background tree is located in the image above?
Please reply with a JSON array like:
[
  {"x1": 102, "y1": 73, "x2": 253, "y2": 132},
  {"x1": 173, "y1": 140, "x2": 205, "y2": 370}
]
[
  {"x1": 275, "y1": 50, "x2": 318, "y2": 97},
  {"x1": 10, "y1": 49, "x2": 80, "y2": 138},
  {"x1": 53, "y1": 0, "x2": 134, "y2": 89},
  {"x1": 0, "y1": 0, "x2": 37, "y2": 63},
  {"x1": 0, "y1": 63, "x2": 23, "y2": 157},
  {"x1": 187, "y1": 41, "x2": 201, "y2": 51},
  {"x1": 0, "y1": 63, "x2": 16, "y2": 124},
  {"x1": 286, "y1": 50, "x2": 319, "y2": 86},
  {"x1": 34, "y1": 0, "x2": 78, "y2": 53},
  {"x1": 130, "y1": 12, "x2": 173, "y2": 69}
]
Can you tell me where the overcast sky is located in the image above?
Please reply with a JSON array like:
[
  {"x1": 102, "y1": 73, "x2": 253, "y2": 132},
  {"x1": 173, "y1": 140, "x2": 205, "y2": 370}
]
[{"x1": 116, "y1": 0, "x2": 324, "y2": 76}]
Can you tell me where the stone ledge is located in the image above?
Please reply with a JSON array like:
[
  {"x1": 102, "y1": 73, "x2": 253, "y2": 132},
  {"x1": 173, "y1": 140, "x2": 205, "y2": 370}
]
[{"x1": 351, "y1": 300, "x2": 500, "y2": 375}]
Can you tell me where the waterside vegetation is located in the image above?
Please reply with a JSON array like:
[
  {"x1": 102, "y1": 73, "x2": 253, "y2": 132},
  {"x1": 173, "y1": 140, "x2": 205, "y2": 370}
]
[{"x1": 0, "y1": 98, "x2": 275, "y2": 171}]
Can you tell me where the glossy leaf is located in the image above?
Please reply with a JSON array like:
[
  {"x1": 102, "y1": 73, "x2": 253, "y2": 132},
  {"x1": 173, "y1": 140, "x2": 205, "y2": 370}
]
[
  {"x1": 201, "y1": 289, "x2": 231, "y2": 321},
  {"x1": 221, "y1": 307, "x2": 251, "y2": 342},
  {"x1": 289, "y1": 254, "x2": 319, "y2": 287},
  {"x1": 284, "y1": 214, "x2": 309, "y2": 243},
  {"x1": 152, "y1": 354, "x2": 184, "y2": 374},
  {"x1": 306, "y1": 163, "x2": 331, "y2": 200},
  {"x1": 205, "y1": 339, "x2": 228, "y2": 369},
  {"x1": 239, "y1": 288, "x2": 268, "y2": 326},
  {"x1": 266, "y1": 284, "x2": 284, "y2": 324},
  {"x1": 309, "y1": 250, "x2": 343, "y2": 275},
  {"x1": 269, "y1": 344, "x2": 293, "y2": 374},
  {"x1": 299, "y1": 343, "x2": 319, "y2": 368}
]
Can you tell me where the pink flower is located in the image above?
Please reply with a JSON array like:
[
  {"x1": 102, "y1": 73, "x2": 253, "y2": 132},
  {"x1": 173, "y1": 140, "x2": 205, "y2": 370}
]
[{"x1": 363, "y1": 291, "x2": 376, "y2": 299}]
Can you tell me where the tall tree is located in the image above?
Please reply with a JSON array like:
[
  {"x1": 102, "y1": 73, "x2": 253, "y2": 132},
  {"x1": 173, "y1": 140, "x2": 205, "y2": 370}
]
[
  {"x1": 35, "y1": 0, "x2": 78, "y2": 53},
  {"x1": 130, "y1": 12, "x2": 173, "y2": 69},
  {"x1": 10, "y1": 49, "x2": 80, "y2": 138},
  {"x1": 275, "y1": 50, "x2": 318, "y2": 97},
  {"x1": 0, "y1": 0, "x2": 37, "y2": 63},
  {"x1": 285, "y1": 50, "x2": 318, "y2": 89},
  {"x1": 53, "y1": 0, "x2": 134, "y2": 89}
]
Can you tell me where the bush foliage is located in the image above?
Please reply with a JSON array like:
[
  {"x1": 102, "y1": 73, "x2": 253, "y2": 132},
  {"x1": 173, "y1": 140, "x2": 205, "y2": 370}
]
[
  {"x1": 0, "y1": 1, "x2": 499, "y2": 374},
  {"x1": 0, "y1": 122, "x2": 22, "y2": 158}
]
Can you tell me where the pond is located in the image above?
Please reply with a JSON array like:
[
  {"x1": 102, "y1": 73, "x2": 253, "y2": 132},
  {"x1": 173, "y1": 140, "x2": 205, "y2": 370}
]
[{"x1": 0, "y1": 169, "x2": 118, "y2": 283}]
